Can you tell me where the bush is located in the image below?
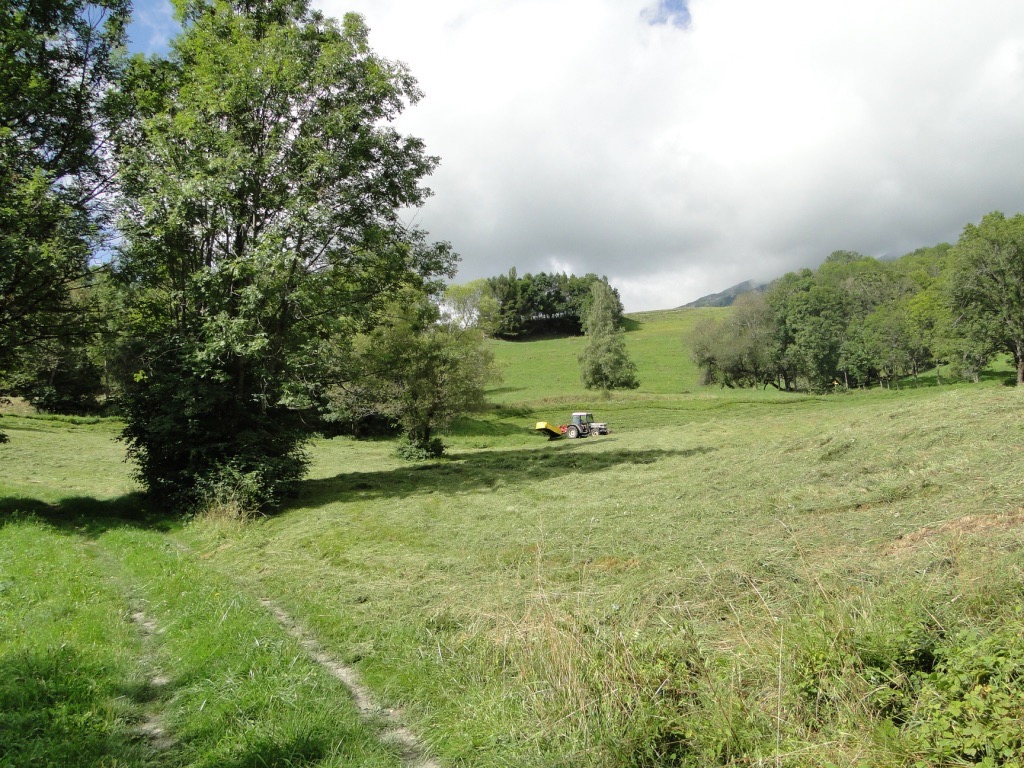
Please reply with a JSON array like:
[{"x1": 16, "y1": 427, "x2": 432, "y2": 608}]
[
  {"x1": 8, "y1": 342, "x2": 103, "y2": 415},
  {"x1": 194, "y1": 464, "x2": 273, "y2": 521},
  {"x1": 120, "y1": 345, "x2": 308, "y2": 512},
  {"x1": 901, "y1": 623, "x2": 1024, "y2": 766},
  {"x1": 396, "y1": 436, "x2": 445, "y2": 460}
]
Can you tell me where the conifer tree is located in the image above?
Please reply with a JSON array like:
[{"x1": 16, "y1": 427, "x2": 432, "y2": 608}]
[{"x1": 578, "y1": 281, "x2": 639, "y2": 391}]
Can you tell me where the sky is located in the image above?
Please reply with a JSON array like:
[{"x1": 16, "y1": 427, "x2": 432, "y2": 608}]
[{"x1": 126, "y1": 1, "x2": 1024, "y2": 311}]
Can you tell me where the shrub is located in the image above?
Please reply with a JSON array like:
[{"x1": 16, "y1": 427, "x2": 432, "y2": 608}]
[
  {"x1": 396, "y1": 436, "x2": 445, "y2": 460},
  {"x1": 120, "y1": 345, "x2": 308, "y2": 512},
  {"x1": 901, "y1": 623, "x2": 1024, "y2": 766}
]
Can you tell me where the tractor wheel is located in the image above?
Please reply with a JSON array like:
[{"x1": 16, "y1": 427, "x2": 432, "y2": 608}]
[{"x1": 566, "y1": 425, "x2": 579, "y2": 439}]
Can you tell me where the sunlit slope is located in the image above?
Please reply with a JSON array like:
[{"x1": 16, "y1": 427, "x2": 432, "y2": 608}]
[
  {"x1": 189, "y1": 383, "x2": 1024, "y2": 768},
  {"x1": 486, "y1": 306, "x2": 727, "y2": 403},
  {"x1": 5, "y1": 371, "x2": 1024, "y2": 765}
]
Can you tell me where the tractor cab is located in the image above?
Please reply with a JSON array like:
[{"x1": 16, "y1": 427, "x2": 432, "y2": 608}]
[{"x1": 565, "y1": 412, "x2": 609, "y2": 438}]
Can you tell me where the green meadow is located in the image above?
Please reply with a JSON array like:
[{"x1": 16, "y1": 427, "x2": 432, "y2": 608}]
[{"x1": 3, "y1": 308, "x2": 1024, "y2": 767}]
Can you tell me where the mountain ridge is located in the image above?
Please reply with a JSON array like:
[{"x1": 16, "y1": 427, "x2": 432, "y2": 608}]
[{"x1": 679, "y1": 279, "x2": 768, "y2": 308}]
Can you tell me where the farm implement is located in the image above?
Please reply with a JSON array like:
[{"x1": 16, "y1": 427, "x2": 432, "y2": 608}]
[{"x1": 535, "y1": 412, "x2": 610, "y2": 440}]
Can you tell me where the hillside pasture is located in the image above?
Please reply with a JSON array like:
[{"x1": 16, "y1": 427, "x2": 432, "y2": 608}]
[
  {"x1": 2, "y1": 308, "x2": 1024, "y2": 767},
  {"x1": 487, "y1": 307, "x2": 725, "y2": 402}
]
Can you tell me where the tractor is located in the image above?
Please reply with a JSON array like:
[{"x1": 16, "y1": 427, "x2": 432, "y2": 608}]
[{"x1": 534, "y1": 412, "x2": 610, "y2": 439}]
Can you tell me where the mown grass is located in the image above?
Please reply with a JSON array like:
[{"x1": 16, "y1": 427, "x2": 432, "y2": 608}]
[
  {"x1": 487, "y1": 307, "x2": 724, "y2": 402},
  {"x1": 0, "y1": 518, "x2": 157, "y2": 767},
  {"x1": 183, "y1": 382, "x2": 1024, "y2": 766},
  {"x1": 4, "y1": 308, "x2": 1024, "y2": 766}
]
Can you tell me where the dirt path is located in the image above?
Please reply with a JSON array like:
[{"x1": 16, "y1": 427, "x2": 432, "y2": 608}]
[
  {"x1": 128, "y1": 609, "x2": 176, "y2": 753},
  {"x1": 259, "y1": 599, "x2": 442, "y2": 768}
]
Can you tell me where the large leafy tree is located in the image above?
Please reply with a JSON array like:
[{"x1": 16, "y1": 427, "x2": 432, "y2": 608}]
[
  {"x1": 766, "y1": 270, "x2": 851, "y2": 391},
  {"x1": 113, "y1": 0, "x2": 454, "y2": 507},
  {"x1": 690, "y1": 293, "x2": 780, "y2": 389},
  {"x1": 442, "y1": 279, "x2": 500, "y2": 335},
  {"x1": 949, "y1": 211, "x2": 1024, "y2": 385},
  {"x1": 331, "y1": 289, "x2": 499, "y2": 456},
  {"x1": 0, "y1": 0, "x2": 128, "y2": 428}
]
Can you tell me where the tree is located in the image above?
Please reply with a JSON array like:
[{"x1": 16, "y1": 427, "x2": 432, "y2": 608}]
[
  {"x1": 442, "y1": 279, "x2": 500, "y2": 335},
  {"x1": 113, "y1": 0, "x2": 454, "y2": 508},
  {"x1": 764, "y1": 270, "x2": 851, "y2": 391},
  {"x1": 863, "y1": 304, "x2": 915, "y2": 388},
  {"x1": 690, "y1": 294, "x2": 781, "y2": 389},
  {"x1": 1, "y1": 0, "x2": 128, "y2": 435},
  {"x1": 332, "y1": 290, "x2": 499, "y2": 456},
  {"x1": 487, "y1": 268, "x2": 532, "y2": 338},
  {"x1": 579, "y1": 280, "x2": 639, "y2": 391},
  {"x1": 949, "y1": 211, "x2": 1024, "y2": 385}
]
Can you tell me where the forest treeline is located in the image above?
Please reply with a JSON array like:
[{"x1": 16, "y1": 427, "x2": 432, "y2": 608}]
[
  {"x1": 692, "y1": 213, "x2": 1024, "y2": 391},
  {"x1": 443, "y1": 270, "x2": 625, "y2": 339},
  {"x1": 486, "y1": 270, "x2": 624, "y2": 339}
]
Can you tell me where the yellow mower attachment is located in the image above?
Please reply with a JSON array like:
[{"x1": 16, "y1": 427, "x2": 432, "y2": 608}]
[{"x1": 534, "y1": 421, "x2": 564, "y2": 440}]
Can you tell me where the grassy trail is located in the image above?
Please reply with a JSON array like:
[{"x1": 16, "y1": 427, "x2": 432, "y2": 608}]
[{"x1": 0, "y1": 418, "x2": 419, "y2": 767}]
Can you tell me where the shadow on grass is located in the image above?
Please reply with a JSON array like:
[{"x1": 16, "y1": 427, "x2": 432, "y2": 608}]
[
  {"x1": 893, "y1": 356, "x2": 1018, "y2": 390},
  {"x1": 0, "y1": 491, "x2": 175, "y2": 538},
  {"x1": 292, "y1": 442, "x2": 716, "y2": 510},
  {"x1": 0, "y1": 645, "x2": 172, "y2": 768}
]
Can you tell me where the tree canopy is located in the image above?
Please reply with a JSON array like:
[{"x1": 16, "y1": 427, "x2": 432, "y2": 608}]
[
  {"x1": 688, "y1": 237, "x2": 1018, "y2": 391},
  {"x1": 1, "y1": 0, "x2": 128, "y2": 384},
  {"x1": 112, "y1": 0, "x2": 455, "y2": 507},
  {"x1": 949, "y1": 211, "x2": 1024, "y2": 385},
  {"x1": 328, "y1": 289, "x2": 499, "y2": 456}
]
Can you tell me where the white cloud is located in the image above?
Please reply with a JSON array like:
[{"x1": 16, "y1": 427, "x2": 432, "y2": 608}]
[
  {"x1": 235, "y1": 1, "x2": 1024, "y2": 309},
  {"x1": 325, "y1": 1, "x2": 1024, "y2": 309}
]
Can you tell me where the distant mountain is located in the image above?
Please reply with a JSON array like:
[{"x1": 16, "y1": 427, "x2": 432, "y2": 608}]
[{"x1": 679, "y1": 280, "x2": 768, "y2": 308}]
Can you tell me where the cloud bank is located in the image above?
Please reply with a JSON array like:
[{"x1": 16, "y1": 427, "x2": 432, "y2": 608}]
[
  {"x1": 316, "y1": 0, "x2": 1024, "y2": 310},
  {"x1": 128, "y1": 1, "x2": 1024, "y2": 310}
]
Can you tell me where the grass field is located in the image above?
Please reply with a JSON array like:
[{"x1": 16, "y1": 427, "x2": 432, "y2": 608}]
[
  {"x1": 487, "y1": 307, "x2": 724, "y2": 402},
  {"x1": 3, "y1": 308, "x2": 1024, "y2": 767}
]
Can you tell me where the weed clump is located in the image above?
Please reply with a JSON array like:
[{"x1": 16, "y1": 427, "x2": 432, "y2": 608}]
[
  {"x1": 193, "y1": 465, "x2": 270, "y2": 522},
  {"x1": 888, "y1": 623, "x2": 1024, "y2": 766}
]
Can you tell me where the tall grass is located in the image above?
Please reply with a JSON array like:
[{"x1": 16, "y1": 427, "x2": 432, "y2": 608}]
[
  {"x1": 0, "y1": 518, "x2": 156, "y2": 767},
  {"x1": 175, "y1": 379, "x2": 1024, "y2": 766}
]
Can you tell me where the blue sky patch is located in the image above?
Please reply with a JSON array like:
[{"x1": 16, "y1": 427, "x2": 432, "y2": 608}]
[
  {"x1": 642, "y1": 0, "x2": 692, "y2": 28},
  {"x1": 126, "y1": 0, "x2": 177, "y2": 55}
]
